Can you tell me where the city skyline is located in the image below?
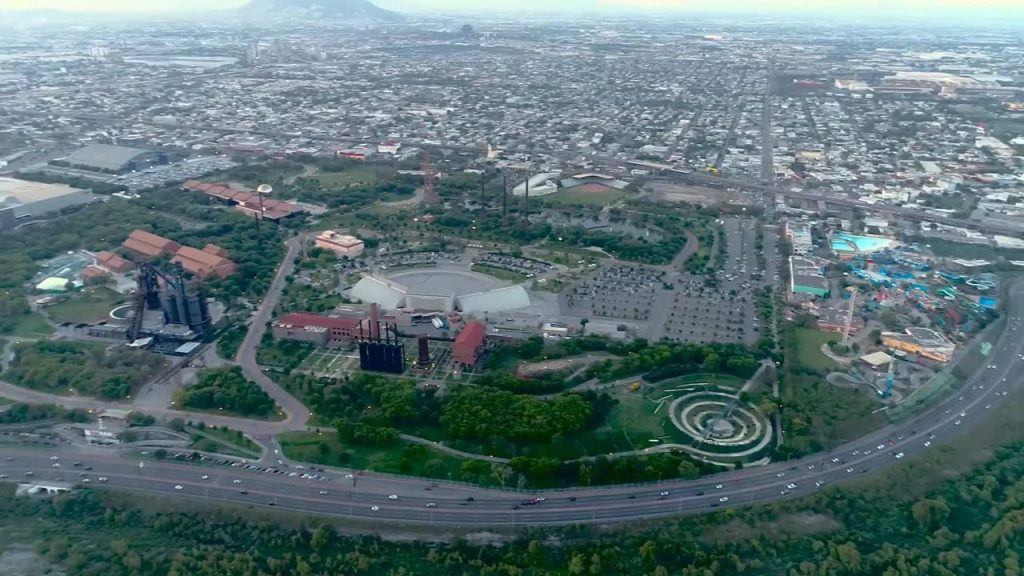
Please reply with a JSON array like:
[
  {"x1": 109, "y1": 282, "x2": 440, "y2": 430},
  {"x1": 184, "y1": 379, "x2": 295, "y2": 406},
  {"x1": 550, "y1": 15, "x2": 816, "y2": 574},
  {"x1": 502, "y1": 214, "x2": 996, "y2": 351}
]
[{"x1": 2, "y1": 0, "x2": 1023, "y2": 17}]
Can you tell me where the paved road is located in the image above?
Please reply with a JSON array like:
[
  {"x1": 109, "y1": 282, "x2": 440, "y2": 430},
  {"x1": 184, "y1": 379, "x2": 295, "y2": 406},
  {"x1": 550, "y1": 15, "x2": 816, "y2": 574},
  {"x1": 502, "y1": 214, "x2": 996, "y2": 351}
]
[
  {"x1": 234, "y1": 235, "x2": 311, "y2": 431},
  {"x1": 3, "y1": 281, "x2": 1021, "y2": 526}
]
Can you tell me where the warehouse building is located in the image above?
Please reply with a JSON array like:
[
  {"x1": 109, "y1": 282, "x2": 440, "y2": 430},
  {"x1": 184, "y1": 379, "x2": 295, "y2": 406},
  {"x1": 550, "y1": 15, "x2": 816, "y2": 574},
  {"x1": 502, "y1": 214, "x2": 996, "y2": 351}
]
[
  {"x1": 171, "y1": 245, "x2": 236, "y2": 279},
  {"x1": 63, "y1": 143, "x2": 160, "y2": 173},
  {"x1": 789, "y1": 256, "x2": 830, "y2": 298},
  {"x1": 122, "y1": 230, "x2": 181, "y2": 259},
  {"x1": 272, "y1": 312, "x2": 364, "y2": 347},
  {"x1": 453, "y1": 321, "x2": 486, "y2": 368},
  {"x1": 0, "y1": 177, "x2": 96, "y2": 229}
]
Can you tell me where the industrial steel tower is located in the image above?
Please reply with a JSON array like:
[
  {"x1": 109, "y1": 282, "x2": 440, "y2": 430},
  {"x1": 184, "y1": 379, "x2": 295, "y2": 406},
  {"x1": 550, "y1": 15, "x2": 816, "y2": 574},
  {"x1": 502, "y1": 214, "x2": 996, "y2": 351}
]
[
  {"x1": 842, "y1": 286, "x2": 858, "y2": 346},
  {"x1": 421, "y1": 148, "x2": 437, "y2": 204}
]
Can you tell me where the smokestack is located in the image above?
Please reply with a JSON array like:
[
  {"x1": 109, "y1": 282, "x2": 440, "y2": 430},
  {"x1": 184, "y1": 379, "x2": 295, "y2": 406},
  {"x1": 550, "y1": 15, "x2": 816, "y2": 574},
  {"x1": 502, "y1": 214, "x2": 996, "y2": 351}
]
[{"x1": 369, "y1": 303, "x2": 381, "y2": 340}]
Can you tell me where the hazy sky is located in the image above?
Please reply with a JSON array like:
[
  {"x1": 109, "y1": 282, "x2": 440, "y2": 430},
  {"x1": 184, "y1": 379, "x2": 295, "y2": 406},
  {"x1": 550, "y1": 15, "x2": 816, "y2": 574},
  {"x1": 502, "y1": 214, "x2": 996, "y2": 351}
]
[{"x1": 1, "y1": 0, "x2": 1022, "y2": 14}]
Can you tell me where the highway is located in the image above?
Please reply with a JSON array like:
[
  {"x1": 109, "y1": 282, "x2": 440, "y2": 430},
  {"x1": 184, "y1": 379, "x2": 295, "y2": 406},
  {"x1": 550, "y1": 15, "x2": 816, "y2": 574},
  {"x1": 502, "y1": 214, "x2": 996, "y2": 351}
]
[{"x1": 2, "y1": 282, "x2": 1022, "y2": 526}]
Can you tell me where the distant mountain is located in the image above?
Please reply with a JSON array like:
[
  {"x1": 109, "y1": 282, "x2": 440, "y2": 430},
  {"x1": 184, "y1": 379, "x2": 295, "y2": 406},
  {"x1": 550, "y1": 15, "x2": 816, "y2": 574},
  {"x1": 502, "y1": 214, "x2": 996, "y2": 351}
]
[{"x1": 243, "y1": 0, "x2": 402, "y2": 22}]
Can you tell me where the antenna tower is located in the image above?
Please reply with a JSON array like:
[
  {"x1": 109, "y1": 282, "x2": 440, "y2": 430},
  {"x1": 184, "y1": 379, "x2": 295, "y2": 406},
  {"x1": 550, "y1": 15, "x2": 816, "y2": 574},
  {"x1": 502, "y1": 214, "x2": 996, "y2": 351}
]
[{"x1": 421, "y1": 148, "x2": 437, "y2": 203}]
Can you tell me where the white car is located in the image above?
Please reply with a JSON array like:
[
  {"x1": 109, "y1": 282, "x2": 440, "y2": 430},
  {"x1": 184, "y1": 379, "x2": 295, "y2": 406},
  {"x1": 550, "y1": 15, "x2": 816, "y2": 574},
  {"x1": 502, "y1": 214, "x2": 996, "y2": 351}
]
[
  {"x1": 895, "y1": 452, "x2": 904, "y2": 459},
  {"x1": 388, "y1": 494, "x2": 399, "y2": 500},
  {"x1": 319, "y1": 490, "x2": 329, "y2": 495},
  {"x1": 776, "y1": 472, "x2": 785, "y2": 478},
  {"x1": 98, "y1": 477, "x2": 108, "y2": 482},
  {"x1": 924, "y1": 441, "x2": 932, "y2": 447},
  {"x1": 877, "y1": 444, "x2": 885, "y2": 450},
  {"x1": 174, "y1": 485, "x2": 183, "y2": 491},
  {"x1": 233, "y1": 479, "x2": 243, "y2": 484},
  {"x1": 426, "y1": 502, "x2": 437, "y2": 508},
  {"x1": 201, "y1": 475, "x2": 209, "y2": 480},
  {"x1": 786, "y1": 483, "x2": 797, "y2": 490},
  {"x1": 846, "y1": 468, "x2": 854, "y2": 473},
  {"x1": 659, "y1": 491, "x2": 670, "y2": 497},
  {"x1": 715, "y1": 484, "x2": 723, "y2": 489},
  {"x1": 954, "y1": 420, "x2": 962, "y2": 426},
  {"x1": 719, "y1": 496, "x2": 729, "y2": 503},
  {"x1": 370, "y1": 505, "x2": 380, "y2": 511}
]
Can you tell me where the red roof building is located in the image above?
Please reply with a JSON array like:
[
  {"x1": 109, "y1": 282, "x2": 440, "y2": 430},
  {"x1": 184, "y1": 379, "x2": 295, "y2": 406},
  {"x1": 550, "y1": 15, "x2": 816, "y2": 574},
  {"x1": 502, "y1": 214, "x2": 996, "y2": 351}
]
[
  {"x1": 121, "y1": 230, "x2": 180, "y2": 259},
  {"x1": 171, "y1": 246, "x2": 236, "y2": 279},
  {"x1": 272, "y1": 312, "x2": 363, "y2": 347},
  {"x1": 95, "y1": 251, "x2": 133, "y2": 274},
  {"x1": 181, "y1": 180, "x2": 300, "y2": 221},
  {"x1": 202, "y1": 244, "x2": 231, "y2": 259},
  {"x1": 453, "y1": 321, "x2": 486, "y2": 368}
]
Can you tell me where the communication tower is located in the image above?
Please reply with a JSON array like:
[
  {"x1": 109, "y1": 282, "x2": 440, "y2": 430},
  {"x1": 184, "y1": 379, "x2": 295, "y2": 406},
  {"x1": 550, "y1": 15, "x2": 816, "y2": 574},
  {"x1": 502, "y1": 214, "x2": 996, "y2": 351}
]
[{"x1": 421, "y1": 149, "x2": 437, "y2": 203}]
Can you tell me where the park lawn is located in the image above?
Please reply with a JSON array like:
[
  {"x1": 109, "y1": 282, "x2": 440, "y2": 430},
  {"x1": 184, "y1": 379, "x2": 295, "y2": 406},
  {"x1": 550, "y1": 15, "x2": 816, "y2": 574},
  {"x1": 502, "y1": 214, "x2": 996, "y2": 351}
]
[
  {"x1": 193, "y1": 425, "x2": 261, "y2": 455},
  {"x1": 46, "y1": 287, "x2": 126, "y2": 324},
  {"x1": 652, "y1": 373, "x2": 748, "y2": 389},
  {"x1": 791, "y1": 327, "x2": 840, "y2": 373},
  {"x1": 470, "y1": 263, "x2": 529, "y2": 284},
  {"x1": 278, "y1": 431, "x2": 480, "y2": 484},
  {"x1": 541, "y1": 188, "x2": 626, "y2": 206},
  {"x1": 314, "y1": 166, "x2": 381, "y2": 188},
  {"x1": 5, "y1": 312, "x2": 54, "y2": 339}
]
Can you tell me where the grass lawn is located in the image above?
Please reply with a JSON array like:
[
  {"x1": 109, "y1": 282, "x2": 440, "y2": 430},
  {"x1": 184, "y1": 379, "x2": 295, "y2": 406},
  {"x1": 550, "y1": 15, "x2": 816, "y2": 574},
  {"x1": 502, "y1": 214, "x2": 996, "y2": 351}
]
[
  {"x1": 4, "y1": 312, "x2": 54, "y2": 339},
  {"x1": 189, "y1": 426, "x2": 261, "y2": 457},
  {"x1": 651, "y1": 373, "x2": 747, "y2": 389},
  {"x1": 791, "y1": 327, "x2": 840, "y2": 373},
  {"x1": 470, "y1": 263, "x2": 528, "y2": 284},
  {"x1": 541, "y1": 188, "x2": 626, "y2": 206},
  {"x1": 45, "y1": 287, "x2": 126, "y2": 324},
  {"x1": 278, "y1": 431, "x2": 480, "y2": 483},
  {"x1": 315, "y1": 166, "x2": 381, "y2": 188}
]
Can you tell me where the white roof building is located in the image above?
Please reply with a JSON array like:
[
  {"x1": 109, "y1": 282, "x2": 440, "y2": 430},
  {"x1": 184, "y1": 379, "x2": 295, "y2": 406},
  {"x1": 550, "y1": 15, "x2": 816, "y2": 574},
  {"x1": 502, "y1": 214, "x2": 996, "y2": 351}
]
[{"x1": 457, "y1": 285, "x2": 530, "y2": 315}]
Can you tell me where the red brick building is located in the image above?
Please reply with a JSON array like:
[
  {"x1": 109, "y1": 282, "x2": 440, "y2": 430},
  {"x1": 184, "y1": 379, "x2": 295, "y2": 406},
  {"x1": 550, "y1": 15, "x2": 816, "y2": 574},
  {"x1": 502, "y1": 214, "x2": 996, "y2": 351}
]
[
  {"x1": 272, "y1": 312, "x2": 363, "y2": 348},
  {"x1": 453, "y1": 321, "x2": 486, "y2": 368},
  {"x1": 122, "y1": 230, "x2": 180, "y2": 259}
]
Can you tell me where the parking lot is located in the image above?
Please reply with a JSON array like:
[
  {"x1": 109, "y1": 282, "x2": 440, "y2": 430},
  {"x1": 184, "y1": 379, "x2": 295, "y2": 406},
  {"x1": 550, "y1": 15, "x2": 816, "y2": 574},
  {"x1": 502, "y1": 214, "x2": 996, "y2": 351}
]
[{"x1": 563, "y1": 264, "x2": 666, "y2": 321}]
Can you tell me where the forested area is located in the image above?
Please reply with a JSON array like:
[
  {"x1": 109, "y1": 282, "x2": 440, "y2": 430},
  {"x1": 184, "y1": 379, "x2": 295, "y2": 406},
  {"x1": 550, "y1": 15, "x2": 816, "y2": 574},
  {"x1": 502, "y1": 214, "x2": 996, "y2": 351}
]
[
  {"x1": 8, "y1": 440, "x2": 1024, "y2": 575},
  {"x1": 175, "y1": 367, "x2": 278, "y2": 418},
  {"x1": 3, "y1": 340, "x2": 164, "y2": 400}
]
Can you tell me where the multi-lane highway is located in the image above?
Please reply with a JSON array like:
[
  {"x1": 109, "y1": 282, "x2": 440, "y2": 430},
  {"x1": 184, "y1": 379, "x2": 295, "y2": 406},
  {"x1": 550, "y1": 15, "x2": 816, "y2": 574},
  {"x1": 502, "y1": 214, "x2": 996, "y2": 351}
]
[{"x1": 3, "y1": 284, "x2": 1022, "y2": 526}]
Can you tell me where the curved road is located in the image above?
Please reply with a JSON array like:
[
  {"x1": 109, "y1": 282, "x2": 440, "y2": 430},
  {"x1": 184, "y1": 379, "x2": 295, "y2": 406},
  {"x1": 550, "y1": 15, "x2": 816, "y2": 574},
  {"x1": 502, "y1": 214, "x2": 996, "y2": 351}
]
[
  {"x1": 2, "y1": 283, "x2": 1021, "y2": 526},
  {"x1": 234, "y1": 234, "x2": 311, "y2": 429}
]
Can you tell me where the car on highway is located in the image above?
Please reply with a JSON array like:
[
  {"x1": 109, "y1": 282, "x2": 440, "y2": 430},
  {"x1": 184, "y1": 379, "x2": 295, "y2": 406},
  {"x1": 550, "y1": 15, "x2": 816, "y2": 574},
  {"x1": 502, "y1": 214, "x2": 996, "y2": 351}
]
[
  {"x1": 174, "y1": 485, "x2": 183, "y2": 491},
  {"x1": 846, "y1": 467, "x2": 854, "y2": 473},
  {"x1": 201, "y1": 475, "x2": 209, "y2": 480},
  {"x1": 786, "y1": 483, "x2": 797, "y2": 490},
  {"x1": 388, "y1": 494, "x2": 399, "y2": 500},
  {"x1": 240, "y1": 490, "x2": 248, "y2": 495},
  {"x1": 715, "y1": 484, "x2": 723, "y2": 489},
  {"x1": 233, "y1": 479, "x2": 243, "y2": 484},
  {"x1": 98, "y1": 477, "x2": 107, "y2": 482},
  {"x1": 426, "y1": 502, "x2": 436, "y2": 508},
  {"x1": 924, "y1": 441, "x2": 932, "y2": 447},
  {"x1": 659, "y1": 491, "x2": 670, "y2": 498},
  {"x1": 370, "y1": 505, "x2": 380, "y2": 512},
  {"x1": 895, "y1": 452, "x2": 904, "y2": 459},
  {"x1": 719, "y1": 496, "x2": 729, "y2": 502},
  {"x1": 319, "y1": 490, "x2": 329, "y2": 495}
]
